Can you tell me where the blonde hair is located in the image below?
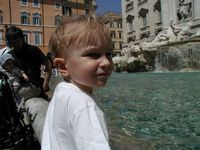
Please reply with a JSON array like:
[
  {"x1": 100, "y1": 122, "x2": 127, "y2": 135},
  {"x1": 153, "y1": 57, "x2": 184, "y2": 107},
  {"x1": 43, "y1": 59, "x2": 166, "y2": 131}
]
[{"x1": 49, "y1": 15, "x2": 112, "y2": 60}]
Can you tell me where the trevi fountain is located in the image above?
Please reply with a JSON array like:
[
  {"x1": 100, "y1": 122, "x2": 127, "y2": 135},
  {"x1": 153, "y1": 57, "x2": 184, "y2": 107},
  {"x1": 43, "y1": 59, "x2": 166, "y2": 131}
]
[{"x1": 113, "y1": 0, "x2": 200, "y2": 73}]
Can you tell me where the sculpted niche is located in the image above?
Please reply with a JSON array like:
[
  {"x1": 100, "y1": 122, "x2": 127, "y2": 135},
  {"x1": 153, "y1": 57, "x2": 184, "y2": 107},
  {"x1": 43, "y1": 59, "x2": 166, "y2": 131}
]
[{"x1": 177, "y1": 0, "x2": 192, "y2": 22}]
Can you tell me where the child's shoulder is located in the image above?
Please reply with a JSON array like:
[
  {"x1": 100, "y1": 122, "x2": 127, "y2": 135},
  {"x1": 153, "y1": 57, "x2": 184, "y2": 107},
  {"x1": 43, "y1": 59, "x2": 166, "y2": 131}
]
[
  {"x1": 56, "y1": 81, "x2": 92, "y2": 100},
  {"x1": 55, "y1": 81, "x2": 95, "y2": 113}
]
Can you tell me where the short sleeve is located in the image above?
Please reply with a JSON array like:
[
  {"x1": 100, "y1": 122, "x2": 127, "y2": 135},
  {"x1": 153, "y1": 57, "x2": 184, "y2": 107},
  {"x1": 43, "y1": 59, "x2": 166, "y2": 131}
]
[{"x1": 66, "y1": 93, "x2": 111, "y2": 150}]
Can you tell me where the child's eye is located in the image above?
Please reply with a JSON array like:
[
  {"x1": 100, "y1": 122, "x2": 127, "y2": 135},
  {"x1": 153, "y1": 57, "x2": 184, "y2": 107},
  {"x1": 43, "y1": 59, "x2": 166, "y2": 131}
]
[{"x1": 86, "y1": 53, "x2": 101, "y2": 59}]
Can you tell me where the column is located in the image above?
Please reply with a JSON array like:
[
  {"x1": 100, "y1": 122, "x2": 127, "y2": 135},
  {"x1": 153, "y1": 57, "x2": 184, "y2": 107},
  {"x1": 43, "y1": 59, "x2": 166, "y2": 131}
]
[
  {"x1": 192, "y1": 0, "x2": 200, "y2": 20},
  {"x1": 161, "y1": 0, "x2": 177, "y2": 29}
]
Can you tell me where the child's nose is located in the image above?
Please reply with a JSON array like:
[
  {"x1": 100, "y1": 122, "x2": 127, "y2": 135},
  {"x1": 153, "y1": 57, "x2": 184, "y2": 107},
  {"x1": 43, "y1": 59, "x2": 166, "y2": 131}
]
[{"x1": 100, "y1": 55, "x2": 113, "y2": 67}]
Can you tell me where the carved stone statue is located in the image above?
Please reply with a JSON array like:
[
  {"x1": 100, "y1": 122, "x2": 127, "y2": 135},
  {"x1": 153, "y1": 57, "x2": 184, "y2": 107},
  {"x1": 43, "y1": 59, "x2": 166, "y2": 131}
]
[
  {"x1": 140, "y1": 19, "x2": 194, "y2": 48},
  {"x1": 140, "y1": 24, "x2": 177, "y2": 48},
  {"x1": 177, "y1": 0, "x2": 192, "y2": 22},
  {"x1": 170, "y1": 20, "x2": 193, "y2": 40},
  {"x1": 152, "y1": 25, "x2": 176, "y2": 43}
]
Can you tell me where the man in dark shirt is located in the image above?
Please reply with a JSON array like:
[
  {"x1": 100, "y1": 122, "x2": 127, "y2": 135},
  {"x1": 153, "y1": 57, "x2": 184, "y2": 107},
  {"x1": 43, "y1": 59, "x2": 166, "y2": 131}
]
[{"x1": 6, "y1": 26, "x2": 51, "y2": 99}]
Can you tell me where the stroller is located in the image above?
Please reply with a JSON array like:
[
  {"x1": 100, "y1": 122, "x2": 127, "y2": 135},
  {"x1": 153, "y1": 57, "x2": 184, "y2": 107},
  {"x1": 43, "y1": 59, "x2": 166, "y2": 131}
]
[{"x1": 0, "y1": 71, "x2": 40, "y2": 150}]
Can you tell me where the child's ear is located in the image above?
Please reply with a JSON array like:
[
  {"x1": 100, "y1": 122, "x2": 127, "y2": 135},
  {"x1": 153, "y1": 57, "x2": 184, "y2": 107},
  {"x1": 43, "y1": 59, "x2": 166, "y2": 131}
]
[{"x1": 53, "y1": 58, "x2": 69, "y2": 77}]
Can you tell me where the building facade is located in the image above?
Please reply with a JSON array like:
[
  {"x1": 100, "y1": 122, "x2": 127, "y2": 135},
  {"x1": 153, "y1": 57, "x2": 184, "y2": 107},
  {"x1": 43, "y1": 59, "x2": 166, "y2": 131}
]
[
  {"x1": 121, "y1": 0, "x2": 200, "y2": 49},
  {"x1": 122, "y1": 0, "x2": 162, "y2": 48},
  {"x1": 0, "y1": 0, "x2": 97, "y2": 53},
  {"x1": 101, "y1": 12, "x2": 123, "y2": 56}
]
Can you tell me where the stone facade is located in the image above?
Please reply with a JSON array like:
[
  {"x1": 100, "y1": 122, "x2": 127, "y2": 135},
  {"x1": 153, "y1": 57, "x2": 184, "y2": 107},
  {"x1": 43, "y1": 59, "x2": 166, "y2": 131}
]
[
  {"x1": 121, "y1": 0, "x2": 200, "y2": 50},
  {"x1": 0, "y1": 0, "x2": 97, "y2": 53},
  {"x1": 101, "y1": 12, "x2": 123, "y2": 56},
  {"x1": 121, "y1": 0, "x2": 162, "y2": 48}
]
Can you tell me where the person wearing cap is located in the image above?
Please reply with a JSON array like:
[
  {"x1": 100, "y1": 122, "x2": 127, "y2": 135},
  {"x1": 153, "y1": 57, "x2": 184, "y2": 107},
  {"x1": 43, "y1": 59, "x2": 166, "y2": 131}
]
[
  {"x1": 6, "y1": 26, "x2": 51, "y2": 99},
  {"x1": 0, "y1": 46, "x2": 12, "y2": 57},
  {"x1": 0, "y1": 53, "x2": 41, "y2": 103},
  {"x1": 0, "y1": 53, "x2": 28, "y2": 91}
]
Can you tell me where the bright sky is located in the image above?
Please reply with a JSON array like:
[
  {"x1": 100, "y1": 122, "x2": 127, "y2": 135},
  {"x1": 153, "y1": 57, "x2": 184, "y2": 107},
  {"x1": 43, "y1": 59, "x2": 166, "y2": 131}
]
[{"x1": 95, "y1": 0, "x2": 121, "y2": 15}]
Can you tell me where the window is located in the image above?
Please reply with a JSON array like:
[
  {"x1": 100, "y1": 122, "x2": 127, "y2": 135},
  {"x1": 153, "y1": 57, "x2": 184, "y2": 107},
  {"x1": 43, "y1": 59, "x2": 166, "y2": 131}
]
[
  {"x1": 110, "y1": 22, "x2": 114, "y2": 28},
  {"x1": 33, "y1": 32, "x2": 42, "y2": 45},
  {"x1": 128, "y1": 22, "x2": 134, "y2": 32},
  {"x1": 21, "y1": 0, "x2": 28, "y2": 6},
  {"x1": 55, "y1": 2, "x2": 61, "y2": 9},
  {"x1": 126, "y1": 1, "x2": 133, "y2": 11},
  {"x1": 142, "y1": 15, "x2": 147, "y2": 27},
  {"x1": 118, "y1": 31, "x2": 122, "y2": 38},
  {"x1": 33, "y1": 0, "x2": 40, "y2": 7},
  {"x1": 84, "y1": 0, "x2": 90, "y2": 4},
  {"x1": 138, "y1": 8, "x2": 148, "y2": 26},
  {"x1": 0, "y1": 31, "x2": 3, "y2": 44},
  {"x1": 23, "y1": 31, "x2": 30, "y2": 43},
  {"x1": 55, "y1": 15, "x2": 62, "y2": 26},
  {"x1": 117, "y1": 23, "x2": 122, "y2": 28},
  {"x1": 33, "y1": 13, "x2": 41, "y2": 25},
  {"x1": 62, "y1": 7, "x2": 72, "y2": 16},
  {"x1": 21, "y1": 12, "x2": 30, "y2": 25},
  {"x1": 126, "y1": 15, "x2": 134, "y2": 23},
  {"x1": 86, "y1": 9, "x2": 90, "y2": 15},
  {"x1": 111, "y1": 31, "x2": 116, "y2": 38},
  {"x1": 0, "y1": 12, "x2": 3, "y2": 24},
  {"x1": 119, "y1": 42, "x2": 122, "y2": 49},
  {"x1": 112, "y1": 42, "x2": 115, "y2": 49}
]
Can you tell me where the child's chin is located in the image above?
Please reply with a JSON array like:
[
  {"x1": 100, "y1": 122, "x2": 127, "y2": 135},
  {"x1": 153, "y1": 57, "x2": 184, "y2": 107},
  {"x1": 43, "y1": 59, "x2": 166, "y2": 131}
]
[{"x1": 96, "y1": 81, "x2": 107, "y2": 87}]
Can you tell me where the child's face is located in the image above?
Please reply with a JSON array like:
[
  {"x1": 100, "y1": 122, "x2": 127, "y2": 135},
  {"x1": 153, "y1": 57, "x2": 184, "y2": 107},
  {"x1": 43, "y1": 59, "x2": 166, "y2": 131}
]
[
  {"x1": 3, "y1": 59, "x2": 15, "y2": 71},
  {"x1": 65, "y1": 44, "x2": 114, "y2": 93}
]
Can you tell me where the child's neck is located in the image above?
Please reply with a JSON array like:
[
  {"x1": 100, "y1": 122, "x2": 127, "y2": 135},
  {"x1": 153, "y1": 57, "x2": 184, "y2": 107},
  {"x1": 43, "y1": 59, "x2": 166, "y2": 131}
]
[{"x1": 70, "y1": 80, "x2": 93, "y2": 94}]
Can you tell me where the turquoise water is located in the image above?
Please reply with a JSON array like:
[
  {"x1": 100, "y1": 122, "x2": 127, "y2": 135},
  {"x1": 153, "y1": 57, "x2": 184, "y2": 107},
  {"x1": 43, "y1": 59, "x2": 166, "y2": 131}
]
[{"x1": 94, "y1": 72, "x2": 200, "y2": 150}]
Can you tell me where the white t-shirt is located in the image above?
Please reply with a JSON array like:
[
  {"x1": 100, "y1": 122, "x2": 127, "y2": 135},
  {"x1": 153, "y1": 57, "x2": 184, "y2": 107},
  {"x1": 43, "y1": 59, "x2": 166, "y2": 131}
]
[
  {"x1": 42, "y1": 81, "x2": 111, "y2": 150},
  {"x1": 0, "y1": 46, "x2": 12, "y2": 71},
  {"x1": 0, "y1": 46, "x2": 11, "y2": 56}
]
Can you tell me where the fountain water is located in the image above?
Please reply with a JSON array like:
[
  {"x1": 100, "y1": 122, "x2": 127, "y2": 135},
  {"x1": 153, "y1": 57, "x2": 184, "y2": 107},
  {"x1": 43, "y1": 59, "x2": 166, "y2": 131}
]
[{"x1": 155, "y1": 40, "x2": 200, "y2": 71}]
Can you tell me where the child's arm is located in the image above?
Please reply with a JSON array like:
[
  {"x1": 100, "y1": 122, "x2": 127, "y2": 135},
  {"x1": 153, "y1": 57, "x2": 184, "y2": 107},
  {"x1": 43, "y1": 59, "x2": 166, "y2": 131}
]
[
  {"x1": 21, "y1": 71, "x2": 29, "y2": 81},
  {"x1": 71, "y1": 107, "x2": 111, "y2": 150},
  {"x1": 68, "y1": 94, "x2": 111, "y2": 150},
  {"x1": 12, "y1": 67, "x2": 29, "y2": 81}
]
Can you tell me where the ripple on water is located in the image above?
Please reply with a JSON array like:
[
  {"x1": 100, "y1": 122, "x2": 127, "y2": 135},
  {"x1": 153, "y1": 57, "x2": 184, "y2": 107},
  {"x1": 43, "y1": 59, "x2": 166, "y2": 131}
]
[{"x1": 94, "y1": 72, "x2": 200, "y2": 150}]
